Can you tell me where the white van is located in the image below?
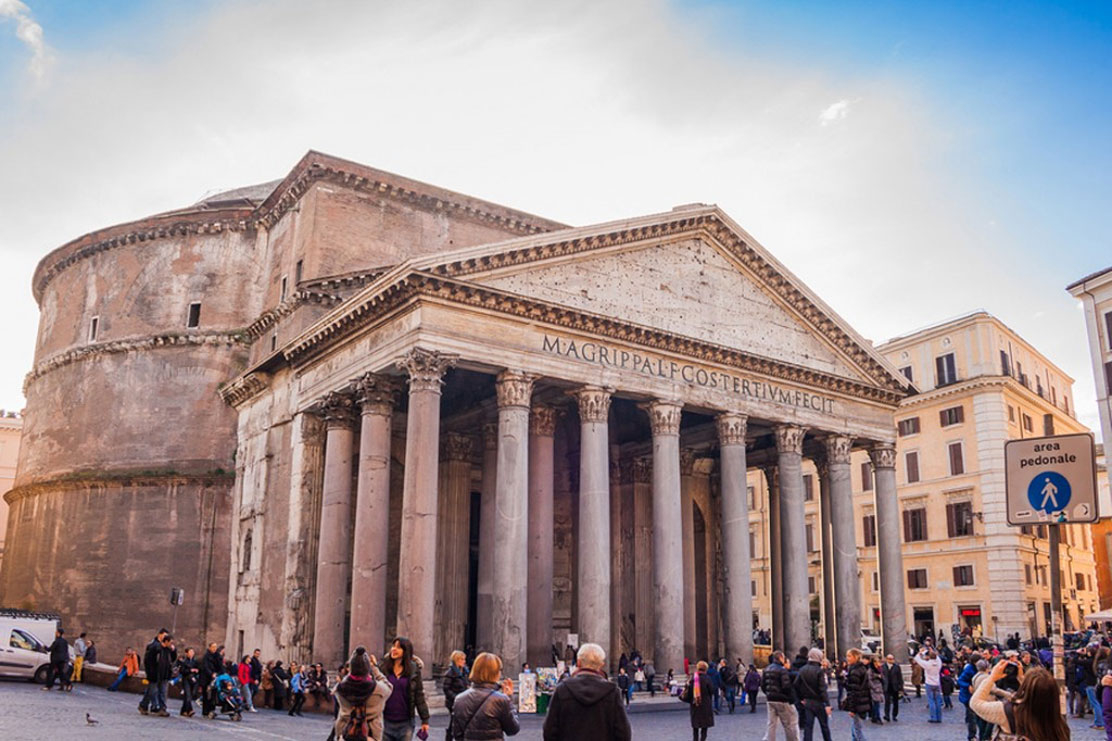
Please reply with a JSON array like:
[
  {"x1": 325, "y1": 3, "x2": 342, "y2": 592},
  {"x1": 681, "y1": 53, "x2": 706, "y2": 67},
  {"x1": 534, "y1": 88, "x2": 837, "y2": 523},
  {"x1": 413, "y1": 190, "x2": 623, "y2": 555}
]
[{"x1": 0, "y1": 610, "x2": 60, "y2": 683}]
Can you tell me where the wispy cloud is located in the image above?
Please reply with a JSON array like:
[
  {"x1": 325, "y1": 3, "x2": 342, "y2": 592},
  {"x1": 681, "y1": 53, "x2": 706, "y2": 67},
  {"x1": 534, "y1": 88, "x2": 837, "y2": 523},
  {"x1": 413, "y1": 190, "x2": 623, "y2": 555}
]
[
  {"x1": 0, "y1": 0, "x2": 50, "y2": 80},
  {"x1": 818, "y1": 99, "x2": 850, "y2": 126}
]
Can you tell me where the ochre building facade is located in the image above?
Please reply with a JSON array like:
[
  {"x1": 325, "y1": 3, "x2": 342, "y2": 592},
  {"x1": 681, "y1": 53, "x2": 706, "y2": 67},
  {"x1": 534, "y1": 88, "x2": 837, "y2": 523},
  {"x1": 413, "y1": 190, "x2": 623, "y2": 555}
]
[{"x1": 4, "y1": 152, "x2": 914, "y2": 670}]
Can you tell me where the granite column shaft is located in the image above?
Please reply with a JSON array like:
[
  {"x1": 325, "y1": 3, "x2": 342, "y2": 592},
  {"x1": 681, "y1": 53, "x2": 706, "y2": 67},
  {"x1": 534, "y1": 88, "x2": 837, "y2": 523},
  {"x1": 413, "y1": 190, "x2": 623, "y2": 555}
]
[
  {"x1": 647, "y1": 400, "x2": 684, "y2": 673},
  {"x1": 717, "y1": 413, "x2": 753, "y2": 665},
  {"x1": 872, "y1": 444, "x2": 909, "y2": 664},
  {"x1": 826, "y1": 435, "x2": 860, "y2": 663},
  {"x1": 575, "y1": 386, "x2": 612, "y2": 658},
  {"x1": 527, "y1": 405, "x2": 556, "y2": 668}
]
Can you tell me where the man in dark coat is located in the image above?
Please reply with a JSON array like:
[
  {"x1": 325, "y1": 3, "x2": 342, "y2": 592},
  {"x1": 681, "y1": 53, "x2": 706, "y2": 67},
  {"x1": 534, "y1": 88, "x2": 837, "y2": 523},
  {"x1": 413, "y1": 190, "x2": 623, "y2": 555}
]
[
  {"x1": 844, "y1": 649, "x2": 873, "y2": 741},
  {"x1": 761, "y1": 650, "x2": 799, "y2": 741},
  {"x1": 42, "y1": 628, "x2": 70, "y2": 691},
  {"x1": 719, "y1": 658, "x2": 739, "y2": 713},
  {"x1": 199, "y1": 642, "x2": 225, "y2": 716},
  {"x1": 882, "y1": 654, "x2": 903, "y2": 722},
  {"x1": 795, "y1": 648, "x2": 832, "y2": 741},
  {"x1": 543, "y1": 643, "x2": 631, "y2": 741},
  {"x1": 682, "y1": 660, "x2": 715, "y2": 740},
  {"x1": 138, "y1": 628, "x2": 168, "y2": 714}
]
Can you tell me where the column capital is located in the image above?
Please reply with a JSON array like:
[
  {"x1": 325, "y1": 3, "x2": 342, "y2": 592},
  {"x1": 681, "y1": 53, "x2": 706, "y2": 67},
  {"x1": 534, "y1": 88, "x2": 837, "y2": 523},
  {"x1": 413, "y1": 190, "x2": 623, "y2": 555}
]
[
  {"x1": 813, "y1": 452, "x2": 829, "y2": 479},
  {"x1": 441, "y1": 431, "x2": 474, "y2": 462},
  {"x1": 495, "y1": 370, "x2": 537, "y2": 409},
  {"x1": 643, "y1": 399, "x2": 682, "y2": 436},
  {"x1": 399, "y1": 347, "x2": 457, "y2": 393},
  {"x1": 319, "y1": 390, "x2": 356, "y2": 429},
  {"x1": 824, "y1": 434, "x2": 853, "y2": 465},
  {"x1": 529, "y1": 404, "x2": 559, "y2": 436},
  {"x1": 680, "y1": 448, "x2": 697, "y2": 476},
  {"x1": 632, "y1": 456, "x2": 652, "y2": 484},
  {"x1": 482, "y1": 421, "x2": 498, "y2": 450},
  {"x1": 761, "y1": 463, "x2": 779, "y2": 488},
  {"x1": 774, "y1": 424, "x2": 805, "y2": 455},
  {"x1": 353, "y1": 372, "x2": 400, "y2": 416},
  {"x1": 573, "y1": 385, "x2": 613, "y2": 423},
  {"x1": 869, "y1": 443, "x2": 897, "y2": 469},
  {"x1": 716, "y1": 413, "x2": 748, "y2": 446}
]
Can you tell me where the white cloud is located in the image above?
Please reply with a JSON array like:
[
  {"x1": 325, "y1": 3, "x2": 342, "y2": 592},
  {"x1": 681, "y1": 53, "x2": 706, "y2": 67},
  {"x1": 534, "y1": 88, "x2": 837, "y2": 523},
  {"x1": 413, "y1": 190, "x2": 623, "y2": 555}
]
[
  {"x1": 818, "y1": 99, "x2": 851, "y2": 126},
  {"x1": 0, "y1": 0, "x2": 1101, "y2": 438},
  {"x1": 0, "y1": 0, "x2": 50, "y2": 80}
]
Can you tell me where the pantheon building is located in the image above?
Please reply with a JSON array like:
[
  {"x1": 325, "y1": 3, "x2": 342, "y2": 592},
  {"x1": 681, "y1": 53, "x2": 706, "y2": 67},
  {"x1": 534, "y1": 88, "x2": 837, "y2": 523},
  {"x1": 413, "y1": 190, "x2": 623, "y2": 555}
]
[{"x1": 3, "y1": 152, "x2": 913, "y2": 674}]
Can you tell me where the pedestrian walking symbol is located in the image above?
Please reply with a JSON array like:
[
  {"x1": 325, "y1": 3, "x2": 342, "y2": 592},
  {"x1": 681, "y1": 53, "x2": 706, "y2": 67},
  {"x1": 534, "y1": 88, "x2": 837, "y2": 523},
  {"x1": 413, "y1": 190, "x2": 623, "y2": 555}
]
[{"x1": 1027, "y1": 471, "x2": 1071, "y2": 515}]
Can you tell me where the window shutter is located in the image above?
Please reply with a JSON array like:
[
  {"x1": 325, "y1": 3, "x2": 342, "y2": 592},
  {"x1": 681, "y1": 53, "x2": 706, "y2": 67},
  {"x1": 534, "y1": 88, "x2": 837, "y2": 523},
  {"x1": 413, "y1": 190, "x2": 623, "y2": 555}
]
[
  {"x1": 936, "y1": 355, "x2": 944, "y2": 384},
  {"x1": 906, "y1": 451, "x2": 919, "y2": 483},
  {"x1": 956, "y1": 406, "x2": 964, "y2": 424},
  {"x1": 903, "y1": 510, "x2": 911, "y2": 542},
  {"x1": 946, "y1": 503, "x2": 956, "y2": 538}
]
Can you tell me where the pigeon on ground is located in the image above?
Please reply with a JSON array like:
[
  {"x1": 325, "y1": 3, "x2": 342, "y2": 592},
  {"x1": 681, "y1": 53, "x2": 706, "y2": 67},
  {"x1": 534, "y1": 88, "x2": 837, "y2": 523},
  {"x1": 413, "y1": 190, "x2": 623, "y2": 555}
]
[{"x1": 85, "y1": 712, "x2": 99, "y2": 725}]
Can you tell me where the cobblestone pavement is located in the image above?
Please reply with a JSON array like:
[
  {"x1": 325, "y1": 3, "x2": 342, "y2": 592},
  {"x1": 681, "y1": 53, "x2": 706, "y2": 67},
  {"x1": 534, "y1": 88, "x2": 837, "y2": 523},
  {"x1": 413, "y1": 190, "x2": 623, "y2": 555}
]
[{"x1": 0, "y1": 680, "x2": 1104, "y2": 740}]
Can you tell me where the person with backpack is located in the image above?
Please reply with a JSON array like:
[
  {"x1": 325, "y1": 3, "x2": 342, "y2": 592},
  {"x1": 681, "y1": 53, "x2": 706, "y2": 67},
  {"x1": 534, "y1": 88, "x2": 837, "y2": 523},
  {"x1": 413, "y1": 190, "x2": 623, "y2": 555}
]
[
  {"x1": 448, "y1": 652, "x2": 519, "y2": 740},
  {"x1": 971, "y1": 660, "x2": 1069, "y2": 741},
  {"x1": 761, "y1": 650, "x2": 798, "y2": 741},
  {"x1": 381, "y1": 636, "x2": 430, "y2": 741},
  {"x1": 742, "y1": 664, "x2": 761, "y2": 713},
  {"x1": 719, "y1": 658, "x2": 738, "y2": 714},
  {"x1": 334, "y1": 646, "x2": 392, "y2": 741}
]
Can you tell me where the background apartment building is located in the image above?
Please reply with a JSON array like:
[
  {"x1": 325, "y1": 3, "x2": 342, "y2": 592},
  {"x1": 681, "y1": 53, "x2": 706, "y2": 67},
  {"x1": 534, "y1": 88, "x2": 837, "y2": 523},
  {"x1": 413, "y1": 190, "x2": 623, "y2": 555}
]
[
  {"x1": 747, "y1": 312, "x2": 1100, "y2": 645},
  {"x1": 0, "y1": 411, "x2": 22, "y2": 573}
]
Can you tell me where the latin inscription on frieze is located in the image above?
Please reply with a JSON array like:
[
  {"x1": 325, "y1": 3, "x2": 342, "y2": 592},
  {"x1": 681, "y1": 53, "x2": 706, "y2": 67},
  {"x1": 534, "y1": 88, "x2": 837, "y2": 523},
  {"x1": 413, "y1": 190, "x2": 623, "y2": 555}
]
[{"x1": 541, "y1": 334, "x2": 836, "y2": 414}]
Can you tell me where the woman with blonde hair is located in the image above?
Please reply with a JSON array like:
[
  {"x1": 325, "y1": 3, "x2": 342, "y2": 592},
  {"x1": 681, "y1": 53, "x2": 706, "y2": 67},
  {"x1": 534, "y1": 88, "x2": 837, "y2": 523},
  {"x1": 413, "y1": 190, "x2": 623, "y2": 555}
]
[
  {"x1": 443, "y1": 650, "x2": 470, "y2": 714},
  {"x1": 971, "y1": 660, "x2": 1069, "y2": 741},
  {"x1": 448, "y1": 652, "x2": 519, "y2": 740},
  {"x1": 682, "y1": 660, "x2": 715, "y2": 741}
]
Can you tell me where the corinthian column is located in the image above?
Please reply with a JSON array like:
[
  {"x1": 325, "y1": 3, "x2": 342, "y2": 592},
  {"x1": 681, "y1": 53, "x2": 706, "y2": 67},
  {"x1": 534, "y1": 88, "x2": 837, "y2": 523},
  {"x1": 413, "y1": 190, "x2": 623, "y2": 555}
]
[
  {"x1": 645, "y1": 400, "x2": 684, "y2": 673},
  {"x1": 397, "y1": 348, "x2": 456, "y2": 676},
  {"x1": 872, "y1": 443, "x2": 908, "y2": 663},
  {"x1": 492, "y1": 371, "x2": 536, "y2": 673},
  {"x1": 574, "y1": 386, "x2": 612, "y2": 658},
  {"x1": 313, "y1": 390, "x2": 356, "y2": 668},
  {"x1": 527, "y1": 404, "x2": 557, "y2": 668},
  {"x1": 476, "y1": 422, "x2": 497, "y2": 651},
  {"x1": 349, "y1": 374, "x2": 399, "y2": 653},
  {"x1": 816, "y1": 454, "x2": 837, "y2": 659},
  {"x1": 632, "y1": 456, "x2": 655, "y2": 660},
  {"x1": 826, "y1": 434, "x2": 859, "y2": 662},
  {"x1": 680, "y1": 448, "x2": 697, "y2": 659},
  {"x1": 717, "y1": 413, "x2": 753, "y2": 665},
  {"x1": 434, "y1": 432, "x2": 473, "y2": 664},
  {"x1": 764, "y1": 464, "x2": 782, "y2": 651},
  {"x1": 776, "y1": 424, "x2": 810, "y2": 654}
]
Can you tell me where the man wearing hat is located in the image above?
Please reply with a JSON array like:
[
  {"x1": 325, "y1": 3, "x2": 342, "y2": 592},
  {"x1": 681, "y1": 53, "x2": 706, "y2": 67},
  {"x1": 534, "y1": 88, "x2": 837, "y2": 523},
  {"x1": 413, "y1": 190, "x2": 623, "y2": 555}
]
[{"x1": 794, "y1": 648, "x2": 832, "y2": 741}]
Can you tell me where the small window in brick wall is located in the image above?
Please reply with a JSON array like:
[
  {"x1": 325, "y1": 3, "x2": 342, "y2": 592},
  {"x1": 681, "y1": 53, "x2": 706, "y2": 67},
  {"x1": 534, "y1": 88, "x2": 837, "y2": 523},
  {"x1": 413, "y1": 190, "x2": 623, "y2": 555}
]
[{"x1": 187, "y1": 302, "x2": 201, "y2": 329}]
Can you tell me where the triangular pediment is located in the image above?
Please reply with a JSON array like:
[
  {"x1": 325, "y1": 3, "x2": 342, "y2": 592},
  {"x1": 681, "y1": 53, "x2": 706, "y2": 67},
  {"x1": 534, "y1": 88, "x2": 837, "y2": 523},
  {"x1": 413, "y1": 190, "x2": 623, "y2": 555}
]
[{"x1": 411, "y1": 206, "x2": 911, "y2": 392}]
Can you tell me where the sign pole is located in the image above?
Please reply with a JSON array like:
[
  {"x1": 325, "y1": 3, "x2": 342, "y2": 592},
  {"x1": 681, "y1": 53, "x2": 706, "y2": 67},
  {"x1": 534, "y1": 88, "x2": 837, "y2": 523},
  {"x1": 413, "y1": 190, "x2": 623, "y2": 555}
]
[{"x1": 1048, "y1": 523, "x2": 1066, "y2": 713}]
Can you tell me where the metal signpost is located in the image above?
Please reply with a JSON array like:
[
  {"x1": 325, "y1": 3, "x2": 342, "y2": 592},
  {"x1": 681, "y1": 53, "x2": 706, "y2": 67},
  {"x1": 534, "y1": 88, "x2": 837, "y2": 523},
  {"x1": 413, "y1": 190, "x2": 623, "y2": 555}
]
[
  {"x1": 169, "y1": 587, "x2": 185, "y2": 634},
  {"x1": 1004, "y1": 432, "x2": 1099, "y2": 712}
]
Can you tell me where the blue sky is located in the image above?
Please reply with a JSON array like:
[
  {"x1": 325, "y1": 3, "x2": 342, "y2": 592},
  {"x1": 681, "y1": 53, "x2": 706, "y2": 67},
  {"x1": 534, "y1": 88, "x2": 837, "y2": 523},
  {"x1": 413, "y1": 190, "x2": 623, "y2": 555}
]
[{"x1": 0, "y1": 0, "x2": 1109, "y2": 432}]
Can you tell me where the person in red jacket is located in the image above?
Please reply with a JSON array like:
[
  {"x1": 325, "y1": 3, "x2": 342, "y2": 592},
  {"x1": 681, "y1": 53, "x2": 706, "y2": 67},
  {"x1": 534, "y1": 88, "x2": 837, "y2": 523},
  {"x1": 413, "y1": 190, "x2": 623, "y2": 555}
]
[{"x1": 238, "y1": 656, "x2": 257, "y2": 712}]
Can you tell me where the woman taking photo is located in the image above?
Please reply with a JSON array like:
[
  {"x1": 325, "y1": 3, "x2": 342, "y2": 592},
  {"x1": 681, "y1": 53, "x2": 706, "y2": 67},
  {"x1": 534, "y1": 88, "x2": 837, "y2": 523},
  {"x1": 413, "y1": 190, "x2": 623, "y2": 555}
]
[
  {"x1": 380, "y1": 637, "x2": 430, "y2": 741},
  {"x1": 333, "y1": 647, "x2": 393, "y2": 741},
  {"x1": 971, "y1": 660, "x2": 1069, "y2": 741},
  {"x1": 448, "y1": 652, "x2": 519, "y2": 739}
]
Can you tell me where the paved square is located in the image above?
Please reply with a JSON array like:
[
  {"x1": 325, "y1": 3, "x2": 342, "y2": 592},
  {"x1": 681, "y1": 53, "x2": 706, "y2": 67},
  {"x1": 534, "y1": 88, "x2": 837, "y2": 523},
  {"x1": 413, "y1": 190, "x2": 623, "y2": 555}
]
[{"x1": 0, "y1": 681, "x2": 1103, "y2": 740}]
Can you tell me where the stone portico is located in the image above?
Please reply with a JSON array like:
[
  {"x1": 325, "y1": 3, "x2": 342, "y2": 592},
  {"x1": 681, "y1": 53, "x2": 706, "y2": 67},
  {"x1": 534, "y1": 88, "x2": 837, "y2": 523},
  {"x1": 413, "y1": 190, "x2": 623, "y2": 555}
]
[{"x1": 223, "y1": 205, "x2": 913, "y2": 676}]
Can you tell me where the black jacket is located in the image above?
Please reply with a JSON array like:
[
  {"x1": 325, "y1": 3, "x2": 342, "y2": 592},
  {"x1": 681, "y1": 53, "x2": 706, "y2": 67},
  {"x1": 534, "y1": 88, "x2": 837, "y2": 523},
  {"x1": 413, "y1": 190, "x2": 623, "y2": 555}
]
[
  {"x1": 449, "y1": 683, "x2": 520, "y2": 740},
  {"x1": 200, "y1": 649, "x2": 223, "y2": 685},
  {"x1": 882, "y1": 662, "x2": 903, "y2": 695},
  {"x1": 444, "y1": 664, "x2": 470, "y2": 711},
  {"x1": 177, "y1": 656, "x2": 199, "y2": 689},
  {"x1": 153, "y1": 645, "x2": 177, "y2": 682},
  {"x1": 761, "y1": 663, "x2": 796, "y2": 704},
  {"x1": 49, "y1": 637, "x2": 69, "y2": 664},
  {"x1": 143, "y1": 639, "x2": 161, "y2": 676},
  {"x1": 249, "y1": 656, "x2": 262, "y2": 683},
  {"x1": 795, "y1": 661, "x2": 828, "y2": 706},
  {"x1": 542, "y1": 670, "x2": 631, "y2": 741},
  {"x1": 720, "y1": 665, "x2": 738, "y2": 688},
  {"x1": 681, "y1": 673, "x2": 715, "y2": 730},
  {"x1": 844, "y1": 662, "x2": 872, "y2": 715}
]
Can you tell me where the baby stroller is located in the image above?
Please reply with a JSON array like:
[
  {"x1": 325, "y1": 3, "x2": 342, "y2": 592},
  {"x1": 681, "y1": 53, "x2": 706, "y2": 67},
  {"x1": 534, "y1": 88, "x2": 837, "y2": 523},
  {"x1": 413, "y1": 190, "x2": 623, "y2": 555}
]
[{"x1": 207, "y1": 672, "x2": 245, "y2": 721}]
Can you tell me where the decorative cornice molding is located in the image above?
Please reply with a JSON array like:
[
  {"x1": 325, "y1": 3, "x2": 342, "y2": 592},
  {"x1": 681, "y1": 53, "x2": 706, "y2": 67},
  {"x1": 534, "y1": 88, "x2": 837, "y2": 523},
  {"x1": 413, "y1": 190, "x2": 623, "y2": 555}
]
[
  {"x1": 221, "y1": 372, "x2": 271, "y2": 408},
  {"x1": 27, "y1": 330, "x2": 246, "y2": 393},
  {"x1": 281, "y1": 273, "x2": 906, "y2": 406},
  {"x1": 495, "y1": 370, "x2": 537, "y2": 409},
  {"x1": 824, "y1": 434, "x2": 853, "y2": 466},
  {"x1": 644, "y1": 399, "x2": 683, "y2": 437},
  {"x1": 774, "y1": 424, "x2": 805, "y2": 455},
  {"x1": 441, "y1": 432, "x2": 474, "y2": 462},
  {"x1": 399, "y1": 347, "x2": 457, "y2": 394},
  {"x1": 353, "y1": 373, "x2": 399, "y2": 416},
  {"x1": 573, "y1": 385, "x2": 612, "y2": 424},
  {"x1": 530, "y1": 404, "x2": 559, "y2": 436},
  {"x1": 869, "y1": 443, "x2": 897, "y2": 470},
  {"x1": 4, "y1": 471, "x2": 234, "y2": 505},
  {"x1": 716, "y1": 413, "x2": 748, "y2": 446}
]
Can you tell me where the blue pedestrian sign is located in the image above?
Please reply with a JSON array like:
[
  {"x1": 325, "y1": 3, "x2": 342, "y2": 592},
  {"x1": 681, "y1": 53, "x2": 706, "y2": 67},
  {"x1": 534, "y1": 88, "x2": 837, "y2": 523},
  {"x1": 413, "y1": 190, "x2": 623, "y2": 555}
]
[{"x1": 1005, "y1": 433, "x2": 1098, "y2": 525}]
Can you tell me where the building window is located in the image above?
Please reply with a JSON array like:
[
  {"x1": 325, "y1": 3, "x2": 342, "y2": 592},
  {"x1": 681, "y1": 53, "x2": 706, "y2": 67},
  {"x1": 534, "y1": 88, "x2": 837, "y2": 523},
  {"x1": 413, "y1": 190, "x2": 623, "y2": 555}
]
[
  {"x1": 808, "y1": 576, "x2": 817, "y2": 594},
  {"x1": 1043, "y1": 414, "x2": 1055, "y2": 436},
  {"x1": 948, "y1": 442, "x2": 965, "y2": 475},
  {"x1": 803, "y1": 474, "x2": 814, "y2": 501},
  {"x1": 1025, "y1": 564, "x2": 1032, "y2": 585},
  {"x1": 806, "y1": 522, "x2": 816, "y2": 553},
  {"x1": 1017, "y1": 362, "x2": 1028, "y2": 388},
  {"x1": 280, "y1": 275, "x2": 288, "y2": 302},
  {"x1": 898, "y1": 417, "x2": 921, "y2": 436},
  {"x1": 907, "y1": 568, "x2": 928, "y2": 589},
  {"x1": 861, "y1": 461, "x2": 873, "y2": 491},
  {"x1": 900, "y1": 366, "x2": 914, "y2": 382},
  {"x1": 871, "y1": 571, "x2": 879, "y2": 592},
  {"x1": 1038, "y1": 565, "x2": 1048, "y2": 585},
  {"x1": 749, "y1": 528, "x2": 756, "y2": 556},
  {"x1": 947, "y1": 501, "x2": 974, "y2": 537},
  {"x1": 903, "y1": 507, "x2": 928, "y2": 542},
  {"x1": 905, "y1": 451, "x2": 920, "y2": 484},
  {"x1": 1051, "y1": 387, "x2": 1058, "y2": 406},
  {"x1": 187, "y1": 302, "x2": 201, "y2": 329},
  {"x1": 88, "y1": 316, "x2": 99, "y2": 342},
  {"x1": 1000, "y1": 350, "x2": 1012, "y2": 376},
  {"x1": 1022, "y1": 413, "x2": 1034, "y2": 433},
  {"x1": 1076, "y1": 573, "x2": 1085, "y2": 591},
  {"x1": 1020, "y1": 525, "x2": 1032, "y2": 536},
  {"x1": 270, "y1": 334, "x2": 277, "y2": 352},
  {"x1": 1036, "y1": 376, "x2": 1044, "y2": 398},
  {"x1": 936, "y1": 353, "x2": 957, "y2": 386},
  {"x1": 747, "y1": 485, "x2": 755, "y2": 508},
  {"x1": 953, "y1": 564, "x2": 975, "y2": 587},
  {"x1": 241, "y1": 529, "x2": 252, "y2": 573},
  {"x1": 295, "y1": 259, "x2": 304, "y2": 284},
  {"x1": 1036, "y1": 524, "x2": 1047, "y2": 539},
  {"x1": 1008, "y1": 406, "x2": 1016, "y2": 424},
  {"x1": 751, "y1": 580, "x2": 757, "y2": 596},
  {"x1": 863, "y1": 515, "x2": 877, "y2": 547},
  {"x1": 940, "y1": 406, "x2": 964, "y2": 427}
]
